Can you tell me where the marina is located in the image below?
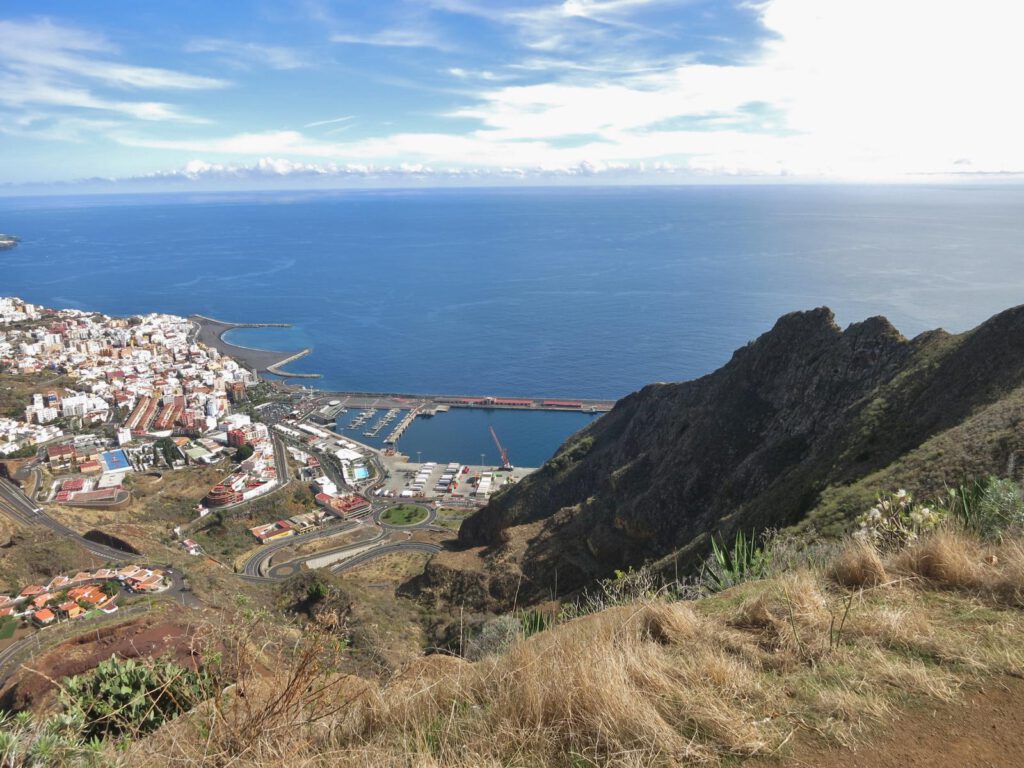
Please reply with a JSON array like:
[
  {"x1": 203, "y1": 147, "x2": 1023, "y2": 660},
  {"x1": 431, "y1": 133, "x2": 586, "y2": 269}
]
[{"x1": 385, "y1": 407, "x2": 421, "y2": 444}]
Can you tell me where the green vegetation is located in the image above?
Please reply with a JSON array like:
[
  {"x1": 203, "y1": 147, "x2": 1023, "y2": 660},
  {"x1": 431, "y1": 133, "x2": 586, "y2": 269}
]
[
  {"x1": 434, "y1": 506, "x2": 471, "y2": 531},
  {"x1": 949, "y1": 475, "x2": 1024, "y2": 541},
  {"x1": 702, "y1": 530, "x2": 769, "y2": 593},
  {"x1": 121, "y1": 485, "x2": 1024, "y2": 767},
  {"x1": 152, "y1": 437, "x2": 180, "y2": 467},
  {"x1": 194, "y1": 510, "x2": 261, "y2": 560},
  {"x1": 545, "y1": 434, "x2": 594, "y2": 472},
  {"x1": 380, "y1": 504, "x2": 427, "y2": 526},
  {"x1": 61, "y1": 655, "x2": 212, "y2": 740},
  {"x1": 306, "y1": 579, "x2": 329, "y2": 602},
  {"x1": 0, "y1": 371, "x2": 75, "y2": 420},
  {"x1": 0, "y1": 444, "x2": 38, "y2": 459},
  {"x1": 0, "y1": 709, "x2": 105, "y2": 768},
  {"x1": 233, "y1": 443, "x2": 255, "y2": 463},
  {"x1": 0, "y1": 616, "x2": 16, "y2": 640}
]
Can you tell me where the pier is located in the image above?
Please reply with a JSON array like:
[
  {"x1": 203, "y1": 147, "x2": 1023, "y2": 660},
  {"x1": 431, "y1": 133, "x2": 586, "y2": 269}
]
[
  {"x1": 303, "y1": 391, "x2": 616, "y2": 415},
  {"x1": 265, "y1": 349, "x2": 320, "y2": 379},
  {"x1": 384, "y1": 407, "x2": 422, "y2": 444}
]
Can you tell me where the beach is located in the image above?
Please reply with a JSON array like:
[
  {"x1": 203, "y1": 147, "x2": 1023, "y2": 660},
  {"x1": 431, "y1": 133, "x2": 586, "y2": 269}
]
[{"x1": 189, "y1": 315, "x2": 317, "y2": 378}]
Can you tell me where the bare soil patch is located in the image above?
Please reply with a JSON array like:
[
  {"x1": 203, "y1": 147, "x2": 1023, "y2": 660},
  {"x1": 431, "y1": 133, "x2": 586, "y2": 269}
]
[
  {"x1": 0, "y1": 610, "x2": 199, "y2": 713},
  {"x1": 754, "y1": 675, "x2": 1024, "y2": 768}
]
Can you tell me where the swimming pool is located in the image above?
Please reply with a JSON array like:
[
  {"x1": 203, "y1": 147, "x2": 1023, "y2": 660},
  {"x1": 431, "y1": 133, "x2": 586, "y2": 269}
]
[{"x1": 101, "y1": 449, "x2": 131, "y2": 472}]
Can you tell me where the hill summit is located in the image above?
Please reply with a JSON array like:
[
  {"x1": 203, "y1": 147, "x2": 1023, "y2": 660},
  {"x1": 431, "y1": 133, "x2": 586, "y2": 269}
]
[{"x1": 409, "y1": 305, "x2": 1024, "y2": 609}]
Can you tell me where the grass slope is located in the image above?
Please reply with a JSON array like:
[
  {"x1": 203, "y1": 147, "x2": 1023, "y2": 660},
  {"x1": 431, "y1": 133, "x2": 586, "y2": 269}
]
[{"x1": 129, "y1": 525, "x2": 1024, "y2": 767}]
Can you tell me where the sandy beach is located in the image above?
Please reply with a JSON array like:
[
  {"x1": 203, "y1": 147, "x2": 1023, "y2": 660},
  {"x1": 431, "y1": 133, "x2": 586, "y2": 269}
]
[{"x1": 189, "y1": 315, "x2": 317, "y2": 377}]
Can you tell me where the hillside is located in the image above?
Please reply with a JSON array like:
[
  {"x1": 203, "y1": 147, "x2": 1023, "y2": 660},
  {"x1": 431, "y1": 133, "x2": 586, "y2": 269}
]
[
  {"x1": 124, "y1": 526, "x2": 1024, "y2": 767},
  {"x1": 409, "y1": 305, "x2": 1024, "y2": 610}
]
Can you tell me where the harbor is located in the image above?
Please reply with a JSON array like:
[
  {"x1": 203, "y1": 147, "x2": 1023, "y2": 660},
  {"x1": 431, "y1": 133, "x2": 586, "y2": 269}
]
[
  {"x1": 192, "y1": 313, "x2": 614, "y2": 466},
  {"x1": 326, "y1": 403, "x2": 602, "y2": 469}
]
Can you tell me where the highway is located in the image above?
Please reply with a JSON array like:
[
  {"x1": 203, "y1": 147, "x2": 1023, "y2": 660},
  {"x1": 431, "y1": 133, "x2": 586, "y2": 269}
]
[
  {"x1": 330, "y1": 542, "x2": 441, "y2": 573},
  {"x1": 0, "y1": 477, "x2": 138, "y2": 562},
  {"x1": 240, "y1": 519, "x2": 365, "y2": 577},
  {"x1": 237, "y1": 502, "x2": 443, "y2": 582}
]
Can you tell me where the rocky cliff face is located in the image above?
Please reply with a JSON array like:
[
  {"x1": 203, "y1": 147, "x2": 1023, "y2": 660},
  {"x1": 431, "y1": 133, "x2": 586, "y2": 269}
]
[{"x1": 407, "y1": 305, "x2": 1024, "y2": 611}]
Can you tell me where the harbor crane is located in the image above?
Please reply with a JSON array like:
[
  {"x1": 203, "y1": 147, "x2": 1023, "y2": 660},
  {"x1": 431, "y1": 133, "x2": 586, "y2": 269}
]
[{"x1": 489, "y1": 426, "x2": 514, "y2": 472}]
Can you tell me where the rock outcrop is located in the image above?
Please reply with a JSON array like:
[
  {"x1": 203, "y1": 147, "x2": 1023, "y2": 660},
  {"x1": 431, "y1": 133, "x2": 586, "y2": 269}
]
[{"x1": 407, "y1": 305, "x2": 1024, "y2": 610}]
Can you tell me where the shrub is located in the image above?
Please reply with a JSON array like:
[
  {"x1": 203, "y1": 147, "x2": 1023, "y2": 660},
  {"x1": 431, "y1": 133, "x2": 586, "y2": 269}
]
[
  {"x1": 854, "y1": 489, "x2": 944, "y2": 551},
  {"x1": 464, "y1": 615, "x2": 522, "y2": 660},
  {"x1": 702, "y1": 531, "x2": 769, "y2": 593},
  {"x1": 306, "y1": 579, "x2": 329, "y2": 602},
  {"x1": 830, "y1": 540, "x2": 888, "y2": 588},
  {"x1": 0, "y1": 709, "x2": 105, "y2": 767},
  {"x1": 559, "y1": 566, "x2": 689, "y2": 620},
  {"x1": 949, "y1": 476, "x2": 1024, "y2": 541},
  {"x1": 894, "y1": 530, "x2": 981, "y2": 589},
  {"x1": 233, "y1": 443, "x2": 254, "y2": 463},
  {"x1": 60, "y1": 655, "x2": 212, "y2": 740}
]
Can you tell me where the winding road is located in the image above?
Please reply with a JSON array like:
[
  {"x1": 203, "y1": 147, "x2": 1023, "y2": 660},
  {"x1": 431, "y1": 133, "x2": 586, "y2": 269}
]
[
  {"x1": 236, "y1": 502, "x2": 443, "y2": 582},
  {"x1": 0, "y1": 477, "x2": 138, "y2": 562}
]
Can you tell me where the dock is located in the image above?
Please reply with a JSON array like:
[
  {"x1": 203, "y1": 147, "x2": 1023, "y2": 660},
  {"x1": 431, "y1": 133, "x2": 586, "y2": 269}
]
[
  {"x1": 266, "y1": 349, "x2": 320, "y2": 379},
  {"x1": 309, "y1": 391, "x2": 616, "y2": 415},
  {"x1": 384, "y1": 407, "x2": 422, "y2": 444}
]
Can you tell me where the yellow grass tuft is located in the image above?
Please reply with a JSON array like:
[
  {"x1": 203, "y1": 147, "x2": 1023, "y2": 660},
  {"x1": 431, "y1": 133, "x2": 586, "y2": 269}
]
[
  {"x1": 894, "y1": 529, "x2": 981, "y2": 588},
  {"x1": 831, "y1": 540, "x2": 888, "y2": 588}
]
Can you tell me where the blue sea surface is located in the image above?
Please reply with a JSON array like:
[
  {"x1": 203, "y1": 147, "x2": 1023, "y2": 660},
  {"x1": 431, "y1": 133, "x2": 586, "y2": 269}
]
[
  {"x1": 3, "y1": 185, "x2": 1024, "y2": 461},
  {"x1": 334, "y1": 407, "x2": 599, "y2": 467}
]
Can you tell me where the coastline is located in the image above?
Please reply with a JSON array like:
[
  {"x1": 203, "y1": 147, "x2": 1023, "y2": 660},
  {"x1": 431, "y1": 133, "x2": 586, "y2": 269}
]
[{"x1": 189, "y1": 315, "x2": 320, "y2": 379}]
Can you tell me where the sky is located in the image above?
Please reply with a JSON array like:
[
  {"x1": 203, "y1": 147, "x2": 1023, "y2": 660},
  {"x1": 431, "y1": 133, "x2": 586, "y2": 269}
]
[{"x1": 1, "y1": 0, "x2": 1023, "y2": 192}]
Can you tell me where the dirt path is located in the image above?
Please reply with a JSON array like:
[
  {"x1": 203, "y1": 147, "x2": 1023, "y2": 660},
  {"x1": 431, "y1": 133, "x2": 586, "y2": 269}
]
[{"x1": 755, "y1": 675, "x2": 1024, "y2": 768}]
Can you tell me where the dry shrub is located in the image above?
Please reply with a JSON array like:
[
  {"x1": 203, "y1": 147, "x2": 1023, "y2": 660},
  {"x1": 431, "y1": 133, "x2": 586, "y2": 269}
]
[
  {"x1": 468, "y1": 601, "x2": 781, "y2": 763},
  {"x1": 987, "y1": 540, "x2": 1024, "y2": 605},
  {"x1": 830, "y1": 541, "x2": 887, "y2": 588},
  {"x1": 854, "y1": 646, "x2": 958, "y2": 701},
  {"x1": 132, "y1": 535, "x2": 1024, "y2": 768},
  {"x1": 732, "y1": 570, "x2": 830, "y2": 659},
  {"x1": 361, "y1": 654, "x2": 472, "y2": 739},
  {"x1": 895, "y1": 530, "x2": 981, "y2": 588},
  {"x1": 846, "y1": 604, "x2": 937, "y2": 654}
]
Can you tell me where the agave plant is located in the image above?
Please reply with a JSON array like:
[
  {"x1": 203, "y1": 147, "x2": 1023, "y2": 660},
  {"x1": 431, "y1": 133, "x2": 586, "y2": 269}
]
[
  {"x1": 0, "y1": 709, "x2": 107, "y2": 768},
  {"x1": 702, "y1": 530, "x2": 769, "y2": 593}
]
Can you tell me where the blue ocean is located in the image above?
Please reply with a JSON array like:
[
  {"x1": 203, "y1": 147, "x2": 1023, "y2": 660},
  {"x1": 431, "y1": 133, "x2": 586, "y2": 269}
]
[{"x1": 3, "y1": 185, "x2": 1024, "y2": 464}]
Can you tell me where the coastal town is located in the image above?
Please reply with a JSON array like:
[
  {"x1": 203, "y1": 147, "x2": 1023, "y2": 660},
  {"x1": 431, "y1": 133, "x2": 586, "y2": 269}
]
[{"x1": 0, "y1": 293, "x2": 548, "y2": 657}]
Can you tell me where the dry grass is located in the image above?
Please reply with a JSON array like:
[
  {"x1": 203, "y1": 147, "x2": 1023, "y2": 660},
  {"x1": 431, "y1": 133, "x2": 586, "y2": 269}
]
[
  {"x1": 830, "y1": 540, "x2": 888, "y2": 588},
  {"x1": 119, "y1": 529, "x2": 1024, "y2": 767}
]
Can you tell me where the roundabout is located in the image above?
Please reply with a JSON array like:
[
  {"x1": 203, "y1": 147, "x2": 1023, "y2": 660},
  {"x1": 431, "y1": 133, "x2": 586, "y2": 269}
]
[
  {"x1": 376, "y1": 503, "x2": 434, "y2": 528},
  {"x1": 239, "y1": 502, "x2": 440, "y2": 581}
]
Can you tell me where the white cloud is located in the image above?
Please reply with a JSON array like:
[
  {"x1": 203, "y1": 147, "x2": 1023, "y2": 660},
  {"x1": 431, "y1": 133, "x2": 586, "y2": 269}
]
[
  {"x1": 0, "y1": 75, "x2": 206, "y2": 123},
  {"x1": 428, "y1": 0, "x2": 1024, "y2": 177},
  {"x1": 91, "y1": 157, "x2": 660, "y2": 187},
  {"x1": 330, "y1": 29, "x2": 449, "y2": 49},
  {"x1": 16, "y1": 0, "x2": 1024, "y2": 182},
  {"x1": 0, "y1": 18, "x2": 224, "y2": 126},
  {"x1": 185, "y1": 38, "x2": 310, "y2": 70},
  {"x1": 0, "y1": 19, "x2": 227, "y2": 89},
  {"x1": 304, "y1": 115, "x2": 355, "y2": 128}
]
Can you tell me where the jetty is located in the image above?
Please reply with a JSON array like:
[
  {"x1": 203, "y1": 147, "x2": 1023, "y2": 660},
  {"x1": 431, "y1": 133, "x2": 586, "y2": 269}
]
[
  {"x1": 266, "y1": 349, "x2": 320, "y2": 379},
  {"x1": 190, "y1": 314, "x2": 320, "y2": 378},
  {"x1": 384, "y1": 406, "x2": 422, "y2": 444}
]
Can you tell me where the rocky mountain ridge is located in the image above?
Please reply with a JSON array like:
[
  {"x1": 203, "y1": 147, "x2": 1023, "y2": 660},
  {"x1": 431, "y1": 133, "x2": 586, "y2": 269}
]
[{"x1": 407, "y1": 304, "x2": 1024, "y2": 610}]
